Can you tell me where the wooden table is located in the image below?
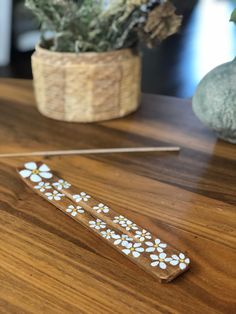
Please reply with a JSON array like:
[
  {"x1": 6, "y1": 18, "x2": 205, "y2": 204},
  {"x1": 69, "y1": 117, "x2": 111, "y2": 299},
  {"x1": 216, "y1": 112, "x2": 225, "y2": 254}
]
[{"x1": 0, "y1": 79, "x2": 235, "y2": 314}]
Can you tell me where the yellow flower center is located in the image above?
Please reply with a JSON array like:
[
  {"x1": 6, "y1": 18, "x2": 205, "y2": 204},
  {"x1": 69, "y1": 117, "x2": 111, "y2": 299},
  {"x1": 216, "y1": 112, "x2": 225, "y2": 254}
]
[
  {"x1": 159, "y1": 258, "x2": 164, "y2": 262},
  {"x1": 32, "y1": 169, "x2": 39, "y2": 174},
  {"x1": 154, "y1": 244, "x2": 158, "y2": 248},
  {"x1": 180, "y1": 259, "x2": 184, "y2": 263},
  {"x1": 130, "y1": 247, "x2": 135, "y2": 251},
  {"x1": 97, "y1": 222, "x2": 100, "y2": 225}
]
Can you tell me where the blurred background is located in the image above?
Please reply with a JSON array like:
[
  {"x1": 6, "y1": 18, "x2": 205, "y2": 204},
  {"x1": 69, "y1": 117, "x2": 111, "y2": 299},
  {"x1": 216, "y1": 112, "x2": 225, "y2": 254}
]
[{"x1": 0, "y1": 0, "x2": 235, "y2": 98}]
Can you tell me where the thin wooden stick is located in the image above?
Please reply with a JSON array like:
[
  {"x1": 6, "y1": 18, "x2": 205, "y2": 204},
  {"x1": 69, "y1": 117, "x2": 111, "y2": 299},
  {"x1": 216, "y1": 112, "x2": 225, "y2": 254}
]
[{"x1": 0, "y1": 147, "x2": 180, "y2": 158}]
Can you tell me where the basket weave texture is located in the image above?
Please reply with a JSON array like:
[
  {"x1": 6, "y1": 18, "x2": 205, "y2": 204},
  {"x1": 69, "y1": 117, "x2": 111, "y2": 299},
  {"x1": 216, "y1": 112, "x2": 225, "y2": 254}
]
[{"x1": 32, "y1": 46, "x2": 141, "y2": 122}]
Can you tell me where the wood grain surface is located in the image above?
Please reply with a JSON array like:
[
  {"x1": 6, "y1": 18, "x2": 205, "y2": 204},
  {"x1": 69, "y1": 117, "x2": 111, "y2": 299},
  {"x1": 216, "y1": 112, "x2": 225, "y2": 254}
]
[{"x1": 0, "y1": 79, "x2": 235, "y2": 313}]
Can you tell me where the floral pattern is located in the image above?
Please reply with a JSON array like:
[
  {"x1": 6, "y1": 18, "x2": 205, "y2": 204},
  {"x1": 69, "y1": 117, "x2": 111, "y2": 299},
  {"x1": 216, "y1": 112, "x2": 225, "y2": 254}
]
[
  {"x1": 122, "y1": 242, "x2": 144, "y2": 258},
  {"x1": 150, "y1": 253, "x2": 172, "y2": 269},
  {"x1": 34, "y1": 181, "x2": 52, "y2": 192},
  {"x1": 113, "y1": 234, "x2": 133, "y2": 247},
  {"x1": 170, "y1": 253, "x2": 190, "y2": 270},
  {"x1": 113, "y1": 215, "x2": 138, "y2": 231},
  {"x1": 92, "y1": 203, "x2": 109, "y2": 214},
  {"x1": 113, "y1": 215, "x2": 126, "y2": 224},
  {"x1": 66, "y1": 205, "x2": 84, "y2": 216},
  {"x1": 100, "y1": 229, "x2": 118, "y2": 240},
  {"x1": 73, "y1": 192, "x2": 91, "y2": 202},
  {"x1": 19, "y1": 162, "x2": 190, "y2": 274},
  {"x1": 20, "y1": 162, "x2": 52, "y2": 182},
  {"x1": 134, "y1": 229, "x2": 152, "y2": 242},
  {"x1": 53, "y1": 179, "x2": 71, "y2": 190},
  {"x1": 45, "y1": 190, "x2": 64, "y2": 201},
  {"x1": 145, "y1": 239, "x2": 167, "y2": 253},
  {"x1": 89, "y1": 219, "x2": 106, "y2": 230},
  {"x1": 120, "y1": 219, "x2": 138, "y2": 231}
]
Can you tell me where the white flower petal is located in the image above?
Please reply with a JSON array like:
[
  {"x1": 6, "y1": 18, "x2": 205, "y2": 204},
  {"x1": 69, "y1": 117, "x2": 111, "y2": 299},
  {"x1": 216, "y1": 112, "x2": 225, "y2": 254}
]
[
  {"x1": 121, "y1": 240, "x2": 129, "y2": 247},
  {"x1": 71, "y1": 212, "x2": 77, "y2": 217},
  {"x1": 170, "y1": 260, "x2": 179, "y2": 266},
  {"x1": 146, "y1": 247, "x2": 155, "y2": 253},
  {"x1": 136, "y1": 247, "x2": 144, "y2": 252},
  {"x1": 151, "y1": 261, "x2": 159, "y2": 267},
  {"x1": 132, "y1": 251, "x2": 140, "y2": 258},
  {"x1": 126, "y1": 243, "x2": 132, "y2": 249},
  {"x1": 19, "y1": 169, "x2": 32, "y2": 178},
  {"x1": 145, "y1": 241, "x2": 153, "y2": 247},
  {"x1": 179, "y1": 262, "x2": 187, "y2": 270},
  {"x1": 159, "y1": 262, "x2": 167, "y2": 269},
  {"x1": 30, "y1": 174, "x2": 42, "y2": 182},
  {"x1": 155, "y1": 239, "x2": 161, "y2": 245},
  {"x1": 112, "y1": 234, "x2": 120, "y2": 240},
  {"x1": 40, "y1": 172, "x2": 52, "y2": 179},
  {"x1": 159, "y1": 252, "x2": 166, "y2": 259},
  {"x1": 159, "y1": 243, "x2": 167, "y2": 248},
  {"x1": 185, "y1": 258, "x2": 190, "y2": 264},
  {"x1": 114, "y1": 239, "x2": 121, "y2": 245},
  {"x1": 25, "y1": 162, "x2": 37, "y2": 170},
  {"x1": 179, "y1": 253, "x2": 185, "y2": 260},
  {"x1": 39, "y1": 164, "x2": 50, "y2": 172},
  {"x1": 122, "y1": 249, "x2": 130, "y2": 255},
  {"x1": 172, "y1": 254, "x2": 179, "y2": 260},
  {"x1": 150, "y1": 254, "x2": 158, "y2": 260},
  {"x1": 157, "y1": 247, "x2": 163, "y2": 253}
]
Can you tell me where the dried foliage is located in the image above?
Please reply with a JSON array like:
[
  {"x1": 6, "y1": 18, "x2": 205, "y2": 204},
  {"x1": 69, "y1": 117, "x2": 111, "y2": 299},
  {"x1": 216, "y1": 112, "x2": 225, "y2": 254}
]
[{"x1": 25, "y1": 0, "x2": 182, "y2": 53}]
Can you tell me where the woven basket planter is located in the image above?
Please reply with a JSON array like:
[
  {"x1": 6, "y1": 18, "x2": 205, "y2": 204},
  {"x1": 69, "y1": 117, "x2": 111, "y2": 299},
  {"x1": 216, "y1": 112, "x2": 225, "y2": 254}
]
[{"x1": 32, "y1": 46, "x2": 141, "y2": 122}]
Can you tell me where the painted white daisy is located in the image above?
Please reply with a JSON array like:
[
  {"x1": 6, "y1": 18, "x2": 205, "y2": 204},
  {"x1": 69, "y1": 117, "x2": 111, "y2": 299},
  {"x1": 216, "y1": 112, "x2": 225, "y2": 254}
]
[
  {"x1": 53, "y1": 179, "x2": 71, "y2": 190},
  {"x1": 113, "y1": 215, "x2": 126, "y2": 224},
  {"x1": 170, "y1": 253, "x2": 190, "y2": 270},
  {"x1": 113, "y1": 234, "x2": 133, "y2": 247},
  {"x1": 19, "y1": 162, "x2": 52, "y2": 182},
  {"x1": 134, "y1": 229, "x2": 152, "y2": 242},
  {"x1": 73, "y1": 192, "x2": 91, "y2": 202},
  {"x1": 145, "y1": 239, "x2": 167, "y2": 253},
  {"x1": 122, "y1": 242, "x2": 144, "y2": 258},
  {"x1": 100, "y1": 229, "x2": 118, "y2": 240},
  {"x1": 66, "y1": 205, "x2": 84, "y2": 217},
  {"x1": 45, "y1": 190, "x2": 64, "y2": 201},
  {"x1": 34, "y1": 181, "x2": 52, "y2": 192},
  {"x1": 150, "y1": 253, "x2": 172, "y2": 269},
  {"x1": 120, "y1": 219, "x2": 138, "y2": 231},
  {"x1": 92, "y1": 203, "x2": 109, "y2": 214},
  {"x1": 89, "y1": 219, "x2": 106, "y2": 230}
]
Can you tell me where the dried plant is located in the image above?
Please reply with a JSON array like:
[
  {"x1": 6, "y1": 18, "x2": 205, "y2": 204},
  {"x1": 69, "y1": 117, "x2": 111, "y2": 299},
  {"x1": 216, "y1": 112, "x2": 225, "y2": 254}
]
[{"x1": 25, "y1": 0, "x2": 182, "y2": 53}]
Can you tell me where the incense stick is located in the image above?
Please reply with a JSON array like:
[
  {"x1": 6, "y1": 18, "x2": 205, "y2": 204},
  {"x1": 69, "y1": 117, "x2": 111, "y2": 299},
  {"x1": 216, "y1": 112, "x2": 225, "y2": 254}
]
[{"x1": 0, "y1": 146, "x2": 180, "y2": 158}]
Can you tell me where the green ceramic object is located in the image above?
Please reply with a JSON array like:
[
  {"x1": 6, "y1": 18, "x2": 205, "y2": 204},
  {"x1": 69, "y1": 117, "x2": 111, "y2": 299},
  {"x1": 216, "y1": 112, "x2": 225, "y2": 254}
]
[{"x1": 192, "y1": 58, "x2": 236, "y2": 143}]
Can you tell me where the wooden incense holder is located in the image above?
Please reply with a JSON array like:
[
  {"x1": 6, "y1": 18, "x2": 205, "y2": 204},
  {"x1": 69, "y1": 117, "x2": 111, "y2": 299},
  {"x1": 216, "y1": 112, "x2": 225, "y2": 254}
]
[{"x1": 18, "y1": 162, "x2": 190, "y2": 283}]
